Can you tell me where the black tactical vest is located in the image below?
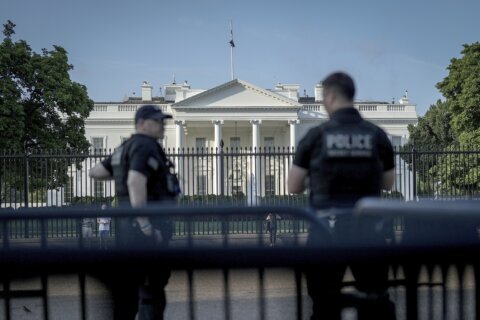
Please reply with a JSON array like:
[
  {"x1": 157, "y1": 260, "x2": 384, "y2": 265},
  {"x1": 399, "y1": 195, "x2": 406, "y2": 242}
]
[
  {"x1": 110, "y1": 142, "x2": 129, "y2": 199},
  {"x1": 309, "y1": 116, "x2": 383, "y2": 209},
  {"x1": 110, "y1": 135, "x2": 172, "y2": 204}
]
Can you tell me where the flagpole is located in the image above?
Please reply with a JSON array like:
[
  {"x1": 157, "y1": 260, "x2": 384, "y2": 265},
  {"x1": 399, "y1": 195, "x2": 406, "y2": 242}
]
[
  {"x1": 231, "y1": 44, "x2": 234, "y2": 80},
  {"x1": 230, "y1": 21, "x2": 235, "y2": 80}
]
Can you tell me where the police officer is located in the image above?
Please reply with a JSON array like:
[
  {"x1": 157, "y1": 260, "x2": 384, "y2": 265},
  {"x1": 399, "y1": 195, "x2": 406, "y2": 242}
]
[
  {"x1": 288, "y1": 72, "x2": 395, "y2": 320},
  {"x1": 89, "y1": 104, "x2": 178, "y2": 320}
]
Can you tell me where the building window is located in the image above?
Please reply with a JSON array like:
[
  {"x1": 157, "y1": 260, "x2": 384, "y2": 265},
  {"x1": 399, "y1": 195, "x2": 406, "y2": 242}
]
[
  {"x1": 92, "y1": 137, "x2": 104, "y2": 154},
  {"x1": 93, "y1": 180, "x2": 104, "y2": 198},
  {"x1": 264, "y1": 137, "x2": 275, "y2": 155},
  {"x1": 65, "y1": 176, "x2": 73, "y2": 203},
  {"x1": 265, "y1": 175, "x2": 275, "y2": 196},
  {"x1": 230, "y1": 168, "x2": 242, "y2": 180},
  {"x1": 230, "y1": 137, "x2": 240, "y2": 150},
  {"x1": 229, "y1": 137, "x2": 242, "y2": 196},
  {"x1": 92, "y1": 137, "x2": 105, "y2": 196},
  {"x1": 196, "y1": 137, "x2": 206, "y2": 151},
  {"x1": 264, "y1": 137, "x2": 274, "y2": 149},
  {"x1": 391, "y1": 135, "x2": 403, "y2": 150},
  {"x1": 197, "y1": 175, "x2": 207, "y2": 195},
  {"x1": 232, "y1": 185, "x2": 243, "y2": 196}
]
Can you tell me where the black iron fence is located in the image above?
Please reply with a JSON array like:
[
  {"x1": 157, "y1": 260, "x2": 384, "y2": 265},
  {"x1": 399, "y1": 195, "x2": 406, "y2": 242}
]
[
  {"x1": 1, "y1": 147, "x2": 480, "y2": 239},
  {"x1": 0, "y1": 202, "x2": 480, "y2": 319},
  {"x1": 2, "y1": 147, "x2": 480, "y2": 209}
]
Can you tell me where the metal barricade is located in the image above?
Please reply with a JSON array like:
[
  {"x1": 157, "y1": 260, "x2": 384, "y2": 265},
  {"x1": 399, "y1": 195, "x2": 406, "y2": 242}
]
[
  {"x1": 0, "y1": 203, "x2": 479, "y2": 319},
  {"x1": 355, "y1": 199, "x2": 480, "y2": 320}
]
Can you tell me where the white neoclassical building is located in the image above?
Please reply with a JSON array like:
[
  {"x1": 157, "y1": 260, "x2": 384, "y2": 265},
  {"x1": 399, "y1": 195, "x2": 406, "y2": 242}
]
[
  {"x1": 78, "y1": 79, "x2": 417, "y2": 203},
  {"x1": 87, "y1": 79, "x2": 417, "y2": 153}
]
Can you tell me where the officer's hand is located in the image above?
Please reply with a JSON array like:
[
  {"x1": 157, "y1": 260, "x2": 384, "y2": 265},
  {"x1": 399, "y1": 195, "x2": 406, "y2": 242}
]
[{"x1": 153, "y1": 229, "x2": 163, "y2": 244}]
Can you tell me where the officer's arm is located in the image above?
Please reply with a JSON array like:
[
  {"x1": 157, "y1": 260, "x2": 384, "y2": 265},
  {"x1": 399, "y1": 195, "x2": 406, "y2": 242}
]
[
  {"x1": 127, "y1": 170, "x2": 156, "y2": 237},
  {"x1": 127, "y1": 170, "x2": 148, "y2": 207},
  {"x1": 382, "y1": 169, "x2": 395, "y2": 190},
  {"x1": 89, "y1": 163, "x2": 112, "y2": 180},
  {"x1": 288, "y1": 164, "x2": 308, "y2": 193}
]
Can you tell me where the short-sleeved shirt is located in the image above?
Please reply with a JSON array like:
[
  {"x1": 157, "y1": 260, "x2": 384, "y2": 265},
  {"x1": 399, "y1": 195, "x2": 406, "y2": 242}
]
[
  {"x1": 102, "y1": 134, "x2": 171, "y2": 204},
  {"x1": 294, "y1": 107, "x2": 394, "y2": 209},
  {"x1": 97, "y1": 217, "x2": 111, "y2": 231}
]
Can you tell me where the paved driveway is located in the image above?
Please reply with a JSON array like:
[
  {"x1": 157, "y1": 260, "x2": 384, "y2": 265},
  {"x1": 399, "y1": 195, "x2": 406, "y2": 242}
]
[
  {"x1": 0, "y1": 267, "x2": 476, "y2": 320},
  {"x1": 0, "y1": 269, "x2": 313, "y2": 320}
]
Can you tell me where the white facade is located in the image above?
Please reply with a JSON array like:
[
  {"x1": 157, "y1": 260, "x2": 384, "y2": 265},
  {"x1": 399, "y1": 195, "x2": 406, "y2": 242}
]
[
  {"x1": 78, "y1": 79, "x2": 417, "y2": 200},
  {"x1": 86, "y1": 79, "x2": 417, "y2": 152}
]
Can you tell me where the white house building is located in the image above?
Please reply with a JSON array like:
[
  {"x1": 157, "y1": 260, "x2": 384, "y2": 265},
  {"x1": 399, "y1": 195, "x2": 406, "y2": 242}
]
[
  {"x1": 75, "y1": 79, "x2": 417, "y2": 203},
  {"x1": 87, "y1": 79, "x2": 416, "y2": 152}
]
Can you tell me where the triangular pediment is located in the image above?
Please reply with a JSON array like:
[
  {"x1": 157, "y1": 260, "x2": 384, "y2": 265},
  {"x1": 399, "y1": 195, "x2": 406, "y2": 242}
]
[{"x1": 172, "y1": 79, "x2": 302, "y2": 108}]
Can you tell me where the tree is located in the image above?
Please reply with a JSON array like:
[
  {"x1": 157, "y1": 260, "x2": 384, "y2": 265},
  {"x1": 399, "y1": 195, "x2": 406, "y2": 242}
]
[
  {"x1": 404, "y1": 99, "x2": 456, "y2": 151},
  {"x1": 0, "y1": 20, "x2": 93, "y2": 152},
  {"x1": 0, "y1": 20, "x2": 93, "y2": 202},
  {"x1": 404, "y1": 42, "x2": 480, "y2": 198},
  {"x1": 437, "y1": 42, "x2": 480, "y2": 146},
  {"x1": 401, "y1": 100, "x2": 458, "y2": 197}
]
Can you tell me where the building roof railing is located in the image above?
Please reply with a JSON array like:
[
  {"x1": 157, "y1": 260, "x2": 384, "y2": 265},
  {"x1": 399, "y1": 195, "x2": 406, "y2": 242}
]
[{"x1": 301, "y1": 103, "x2": 415, "y2": 114}]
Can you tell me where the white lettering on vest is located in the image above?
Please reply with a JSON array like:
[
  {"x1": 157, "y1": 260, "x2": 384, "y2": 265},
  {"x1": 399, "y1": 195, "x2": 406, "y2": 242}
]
[{"x1": 326, "y1": 134, "x2": 373, "y2": 150}]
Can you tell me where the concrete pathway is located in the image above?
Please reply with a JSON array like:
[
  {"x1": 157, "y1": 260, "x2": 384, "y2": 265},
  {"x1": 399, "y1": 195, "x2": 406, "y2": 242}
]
[{"x1": 0, "y1": 267, "x2": 477, "y2": 320}]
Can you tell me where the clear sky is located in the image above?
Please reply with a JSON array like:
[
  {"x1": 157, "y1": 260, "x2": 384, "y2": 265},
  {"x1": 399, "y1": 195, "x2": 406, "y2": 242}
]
[{"x1": 1, "y1": 0, "x2": 479, "y2": 115}]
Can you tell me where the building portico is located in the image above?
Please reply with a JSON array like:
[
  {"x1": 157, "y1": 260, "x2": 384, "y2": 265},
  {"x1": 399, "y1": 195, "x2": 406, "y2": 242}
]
[
  {"x1": 171, "y1": 119, "x2": 293, "y2": 151},
  {"x1": 170, "y1": 79, "x2": 301, "y2": 152}
]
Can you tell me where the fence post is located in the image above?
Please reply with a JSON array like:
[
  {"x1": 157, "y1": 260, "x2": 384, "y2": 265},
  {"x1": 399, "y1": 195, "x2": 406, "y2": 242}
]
[
  {"x1": 23, "y1": 153, "x2": 29, "y2": 208},
  {"x1": 23, "y1": 152, "x2": 29, "y2": 238},
  {"x1": 412, "y1": 143, "x2": 417, "y2": 201},
  {"x1": 220, "y1": 140, "x2": 226, "y2": 235},
  {"x1": 220, "y1": 140, "x2": 225, "y2": 197}
]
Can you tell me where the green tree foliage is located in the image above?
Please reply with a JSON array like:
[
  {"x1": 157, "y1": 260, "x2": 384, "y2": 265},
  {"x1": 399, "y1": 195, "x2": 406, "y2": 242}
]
[
  {"x1": 437, "y1": 42, "x2": 480, "y2": 146},
  {"x1": 405, "y1": 42, "x2": 480, "y2": 198},
  {"x1": 404, "y1": 99, "x2": 456, "y2": 151},
  {"x1": 431, "y1": 43, "x2": 480, "y2": 197},
  {"x1": 0, "y1": 20, "x2": 93, "y2": 151},
  {"x1": 0, "y1": 21, "x2": 93, "y2": 202},
  {"x1": 429, "y1": 148, "x2": 480, "y2": 197},
  {"x1": 401, "y1": 100, "x2": 457, "y2": 197}
]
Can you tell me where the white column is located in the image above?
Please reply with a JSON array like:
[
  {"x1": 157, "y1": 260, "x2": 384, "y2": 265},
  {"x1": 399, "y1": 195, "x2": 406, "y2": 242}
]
[
  {"x1": 287, "y1": 120, "x2": 300, "y2": 195},
  {"x1": 174, "y1": 120, "x2": 185, "y2": 194},
  {"x1": 212, "y1": 120, "x2": 224, "y2": 195},
  {"x1": 249, "y1": 120, "x2": 262, "y2": 204},
  {"x1": 251, "y1": 120, "x2": 261, "y2": 150},
  {"x1": 174, "y1": 120, "x2": 185, "y2": 151},
  {"x1": 213, "y1": 120, "x2": 224, "y2": 150},
  {"x1": 288, "y1": 120, "x2": 300, "y2": 150}
]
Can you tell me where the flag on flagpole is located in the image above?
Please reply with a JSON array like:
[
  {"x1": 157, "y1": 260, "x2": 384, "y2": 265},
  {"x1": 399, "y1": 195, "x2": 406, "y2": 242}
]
[
  {"x1": 229, "y1": 23, "x2": 235, "y2": 47},
  {"x1": 229, "y1": 21, "x2": 235, "y2": 80}
]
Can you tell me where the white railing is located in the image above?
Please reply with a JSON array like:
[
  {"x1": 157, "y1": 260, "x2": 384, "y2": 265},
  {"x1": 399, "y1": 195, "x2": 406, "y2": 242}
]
[
  {"x1": 118, "y1": 105, "x2": 138, "y2": 112},
  {"x1": 387, "y1": 105, "x2": 405, "y2": 112},
  {"x1": 94, "y1": 103, "x2": 409, "y2": 115},
  {"x1": 93, "y1": 104, "x2": 170, "y2": 113},
  {"x1": 93, "y1": 105, "x2": 108, "y2": 112},
  {"x1": 301, "y1": 104, "x2": 408, "y2": 113},
  {"x1": 358, "y1": 105, "x2": 378, "y2": 112},
  {"x1": 302, "y1": 105, "x2": 325, "y2": 112}
]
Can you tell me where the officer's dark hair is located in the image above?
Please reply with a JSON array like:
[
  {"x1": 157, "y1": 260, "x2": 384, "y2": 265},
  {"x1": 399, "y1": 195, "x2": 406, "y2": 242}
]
[{"x1": 322, "y1": 72, "x2": 355, "y2": 101}]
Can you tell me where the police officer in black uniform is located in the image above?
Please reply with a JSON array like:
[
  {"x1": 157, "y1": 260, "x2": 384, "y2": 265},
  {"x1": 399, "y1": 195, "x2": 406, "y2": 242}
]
[
  {"x1": 288, "y1": 72, "x2": 395, "y2": 320},
  {"x1": 89, "y1": 104, "x2": 178, "y2": 320}
]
